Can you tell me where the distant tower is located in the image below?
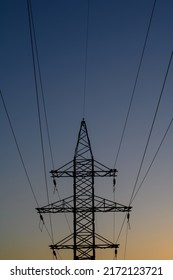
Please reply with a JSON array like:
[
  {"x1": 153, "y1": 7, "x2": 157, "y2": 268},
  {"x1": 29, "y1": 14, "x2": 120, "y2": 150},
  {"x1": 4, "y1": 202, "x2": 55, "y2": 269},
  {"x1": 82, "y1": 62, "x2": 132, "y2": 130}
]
[{"x1": 37, "y1": 119, "x2": 131, "y2": 260}]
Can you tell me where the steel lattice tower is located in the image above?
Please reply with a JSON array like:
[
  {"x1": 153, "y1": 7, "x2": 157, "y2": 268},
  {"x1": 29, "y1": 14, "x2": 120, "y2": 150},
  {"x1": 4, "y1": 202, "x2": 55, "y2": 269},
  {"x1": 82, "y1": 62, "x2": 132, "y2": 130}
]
[{"x1": 37, "y1": 119, "x2": 131, "y2": 260}]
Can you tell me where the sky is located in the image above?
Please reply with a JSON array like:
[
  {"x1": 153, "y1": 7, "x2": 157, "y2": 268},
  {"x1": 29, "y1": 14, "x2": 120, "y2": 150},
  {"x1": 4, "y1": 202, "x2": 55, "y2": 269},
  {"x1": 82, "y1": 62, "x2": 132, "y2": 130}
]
[{"x1": 0, "y1": 0, "x2": 173, "y2": 260}]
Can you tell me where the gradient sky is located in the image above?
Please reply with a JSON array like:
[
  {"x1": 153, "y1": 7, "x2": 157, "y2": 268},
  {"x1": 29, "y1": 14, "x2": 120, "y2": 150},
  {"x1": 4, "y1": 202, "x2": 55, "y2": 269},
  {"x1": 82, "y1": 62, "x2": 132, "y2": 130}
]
[{"x1": 1, "y1": 0, "x2": 173, "y2": 260}]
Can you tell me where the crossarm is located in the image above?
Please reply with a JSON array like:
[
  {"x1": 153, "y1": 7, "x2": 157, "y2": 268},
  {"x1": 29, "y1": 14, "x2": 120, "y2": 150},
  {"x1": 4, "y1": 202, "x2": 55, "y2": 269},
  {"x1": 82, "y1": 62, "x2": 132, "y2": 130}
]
[
  {"x1": 36, "y1": 195, "x2": 131, "y2": 214},
  {"x1": 49, "y1": 159, "x2": 117, "y2": 178}
]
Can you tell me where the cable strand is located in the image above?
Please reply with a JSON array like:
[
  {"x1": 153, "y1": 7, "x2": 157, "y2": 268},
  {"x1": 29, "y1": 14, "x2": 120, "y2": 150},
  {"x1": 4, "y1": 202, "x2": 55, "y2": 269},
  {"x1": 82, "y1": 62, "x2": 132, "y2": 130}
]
[
  {"x1": 129, "y1": 50, "x2": 173, "y2": 205},
  {"x1": 114, "y1": 50, "x2": 173, "y2": 253},
  {"x1": 27, "y1": 0, "x2": 54, "y2": 244},
  {"x1": 0, "y1": 89, "x2": 55, "y2": 251},
  {"x1": 83, "y1": 0, "x2": 90, "y2": 118},
  {"x1": 113, "y1": 0, "x2": 157, "y2": 169},
  {"x1": 113, "y1": 0, "x2": 157, "y2": 257},
  {"x1": 0, "y1": 90, "x2": 39, "y2": 207},
  {"x1": 131, "y1": 115, "x2": 173, "y2": 204}
]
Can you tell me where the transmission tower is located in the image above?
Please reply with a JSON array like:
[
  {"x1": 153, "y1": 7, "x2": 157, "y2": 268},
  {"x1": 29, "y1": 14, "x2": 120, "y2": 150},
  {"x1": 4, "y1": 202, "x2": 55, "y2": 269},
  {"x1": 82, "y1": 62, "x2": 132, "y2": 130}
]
[{"x1": 37, "y1": 119, "x2": 132, "y2": 260}]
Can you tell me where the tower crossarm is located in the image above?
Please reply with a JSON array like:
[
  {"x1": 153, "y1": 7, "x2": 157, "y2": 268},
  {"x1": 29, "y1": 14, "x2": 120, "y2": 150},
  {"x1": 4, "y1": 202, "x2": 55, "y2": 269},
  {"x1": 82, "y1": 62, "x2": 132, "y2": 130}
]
[
  {"x1": 94, "y1": 195, "x2": 131, "y2": 212},
  {"x1": 50, "y1": 159, "x2": 117, "y2": 178},
  {"x1": 36, "y1": 196, "x2": 73, "y2": 213},
  {"x1": 49, "y1": 232, "x2": 119, "y2": 251},
  {"x1": 36, "y1": 195, "x2": 131, "y2": 214},
  {"x1": 94, "y1": 160, "x2": 117, "y2": 177},
  {"x1": 50, "y1": 160, "x2": 73, "y2": 178}
]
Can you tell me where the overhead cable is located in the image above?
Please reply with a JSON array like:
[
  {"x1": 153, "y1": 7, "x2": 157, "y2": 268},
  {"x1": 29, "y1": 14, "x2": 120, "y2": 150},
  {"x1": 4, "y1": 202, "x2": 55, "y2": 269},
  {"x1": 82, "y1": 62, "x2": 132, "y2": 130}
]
[
  {"x1": 115, "y1": 50, "x2": 173, "y2": 253},
  {"x1": 129, "y1": 50, "x2": 173, "y2": 205},
  {"x1": 83, "y1": 0, "x2": 90, "y2": 118},
  {"x1": 113, "y1": 0, "x2": 157, "y2": 257},
  {"x1": 27, "y1": 0, "x2": 55, "y2": 171},
  {"x1": 0, "y1": 89, "x2": 59, "y2": 257},
  {"x1": 27, "y1": 0, "x2": 72, "y2": 240},
  {"x1": 123, "y1": 221, "x2": 129, "y2": 260},
  {"x1": 0, "y1": 90, "x2": 39, "y2": 207},
  {"x1": 131, "y1": 114, "x2": 173, "y2": 204},
  {"x1": 27, "y1": 0, "x2": 55, "y2": 244},
  {"x1": 121, "y1": 50, "x2": 173, "y2": 256},
  {"x1": 113, "y1": 0, "x2": 157, "y2": 169}
]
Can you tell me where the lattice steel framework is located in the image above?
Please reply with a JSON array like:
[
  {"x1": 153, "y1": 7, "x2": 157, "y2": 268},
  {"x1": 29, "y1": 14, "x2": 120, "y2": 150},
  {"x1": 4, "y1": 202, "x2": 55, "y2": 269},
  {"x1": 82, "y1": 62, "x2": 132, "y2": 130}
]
[{"x1": 37, "y1": 119, "x2": 131, "y2": 259}]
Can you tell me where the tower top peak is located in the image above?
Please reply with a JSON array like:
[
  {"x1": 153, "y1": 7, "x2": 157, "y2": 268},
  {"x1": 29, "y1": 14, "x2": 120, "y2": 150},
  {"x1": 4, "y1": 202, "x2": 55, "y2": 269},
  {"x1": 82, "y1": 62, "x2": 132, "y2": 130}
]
[{"x1": 74, "y1": 118, "x2": 93, "y2": 159}]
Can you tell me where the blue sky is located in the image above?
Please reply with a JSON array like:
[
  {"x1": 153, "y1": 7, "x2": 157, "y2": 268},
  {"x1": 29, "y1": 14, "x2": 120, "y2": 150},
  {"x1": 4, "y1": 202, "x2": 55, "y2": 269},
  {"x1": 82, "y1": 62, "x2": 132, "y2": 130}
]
[{"x1": 1, "y1": 0, "x2": 173, "y2": 259}]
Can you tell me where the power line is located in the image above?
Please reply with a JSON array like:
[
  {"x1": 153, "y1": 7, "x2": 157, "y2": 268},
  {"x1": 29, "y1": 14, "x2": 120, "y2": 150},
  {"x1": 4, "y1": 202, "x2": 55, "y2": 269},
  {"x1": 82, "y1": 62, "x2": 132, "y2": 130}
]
[
  {"x1": 129, "y1": 50, "x2": 173, "y2": 206},
  {"x1": 82, "y1": 1, "x2": 103, "y2": 250},
  {"x1": 27, "y1": 0, "x2": 54, "y2": 244},
  {"x1": 123, "y1": 221, "x2": 129, "y2": 260},
  {"x1": 113, "y1": 0, "x2": 157, "y2": 169},
  {"x1": 131, "y1": 115, "x2": 173, "y2": 204},
  {"x1": 112, "y1": 0, "x2": 157, "y2": 258},
  {"x1": 115, "y1": 214, "x2": 127, "y2": 244},
  {"x1": 83, "y1": 0, "x2": 90, "y2": 118},
  {"x1": 0, "y1": 90, "x2": 39, "y2": 208},
  {"x1": 27, "y1": 1, "x2": 55, "y2": 171},
  {"x1": 115, "y1": 50, "x2": 173, "y2": 253},
  {"x1": 0, "y1": 89, "x2": 61, "y2": 258},
  {"x1": 27, "y1": 0, "x2": 64, "y2": 258},
  {"x1": 27, "y1": 0, "x2": 72, "y2": 242}
]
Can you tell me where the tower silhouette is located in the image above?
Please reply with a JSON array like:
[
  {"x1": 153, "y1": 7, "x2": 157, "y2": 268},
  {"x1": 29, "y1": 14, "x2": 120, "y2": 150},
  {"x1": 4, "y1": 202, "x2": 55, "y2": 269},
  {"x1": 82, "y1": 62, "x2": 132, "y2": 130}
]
[{"x1": 37, "y1": 119, "x2": 131, "y2": 259}]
